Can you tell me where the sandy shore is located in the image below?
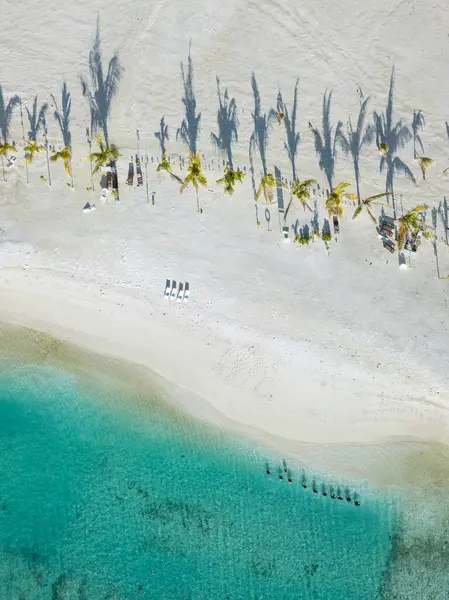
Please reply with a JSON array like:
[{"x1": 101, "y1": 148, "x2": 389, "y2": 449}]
[
  {"x1": 1, "y1": 170, "x2": 449, "y2": 492},
  {"x1": 1, "y1": 0, "x2": 449, "y2": 493}
]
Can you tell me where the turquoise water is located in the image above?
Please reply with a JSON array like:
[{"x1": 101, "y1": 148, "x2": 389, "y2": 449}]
[{"x1": 0, "y1": 361, "x2": 397, "y2": 599}]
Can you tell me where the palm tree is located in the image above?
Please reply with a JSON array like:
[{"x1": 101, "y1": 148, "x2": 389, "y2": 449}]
[
  {"x1": 415, "y1": 156, "x2": 433, "y2": 180},
  {"x1": 0, "y1": 142, "x2": 16, "y2": 181},
  {"x1": 325, "y1": 182, "x2": 357, "y2": 219},
  {"x1": 80, "y1": 17, "x2": 122, "y2": 148},
  {"x1": 0, "y1": 86, "x2": 20, "y2": 180},
  {"x1": 156, "y1": 154, "x2": 183, "y2": 184},
  {"x1": 51, "y1": 147, "x2": 72, "y2": 179},
  {"x1": 284, "y1": 178, "x2": 316, "y2": 221},
  {"x1": 397, "y1": 204, "x2": 431, "y2": 250},
  {"x1": 352, "y1": 192, "x2": 392, "y2": 224},
  {"x1": 412, "y1": 110, "x2": 425, "y2": 158},
  {"x1": 338, "y1": 95, "x2": 374, "y2": 203},
  {"x1": 180, "y1": 152, "x2": 207, "y2": 212},
  {"x1": 88, "y1": 132, "x2": 121, "y2": 176},
  {"x1": 211, "y1": 77, "x2": 239, "y2": 169},
  {"x1": 309, "y1": 90, "x2": 344, "y2": 191},
  {"x1": 155, "y1": 116, "x2": 169, "y2": 156},
  {"x1": 373, "y1": 68, "x2": 415, "y2": 219},
  {"x1": 255, "y1": 173, "x2": 286, "y2": 204},
  {"x1": 216, "y1": 165, "x2": 245, "y2": 195},
  {"x1": 277, "y1": 78, "x2": 300, "y2": 180},
  {"x1": 249, "y1": 73, "x2": 276, "y2": 177},
  {"x1": 24, "y1": 140, "x2": 45, "y2": 164}
]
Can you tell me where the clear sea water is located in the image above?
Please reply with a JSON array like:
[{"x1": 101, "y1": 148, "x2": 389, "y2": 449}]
[{"x1": 0, "y1": 360, "x2": 400, "y2": 599}]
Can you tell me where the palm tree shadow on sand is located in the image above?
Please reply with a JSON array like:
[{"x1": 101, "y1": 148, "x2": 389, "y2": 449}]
[
  {"x1": 309, "y1": 90, "x2": 343, "y2": 193},
  {"x1": 210, "y1": 76, "x2": 238, "y2": 169},
  {"x1": 277, "y1": 77, "x2": 300, "y2": 180},
  {"x1": 177, "y1": 42, "x2": 201, "y2": 156},
  {"x1": 51, "y1": 82, "x2": 72, "y2": 150},
  {"x1": 249, "y1": 73, "x2": 276, "y2": 178},
  {"x1": 80, "y1": 16, "x2": 122, "y2": 148},
  {"x1": 373, "y1": 67, "x2": 415, "y2": 219}
]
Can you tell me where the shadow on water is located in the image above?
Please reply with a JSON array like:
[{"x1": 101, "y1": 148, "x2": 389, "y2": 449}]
[
  {"x1": 154, "y1": 116, "x2": 169, "y2": 156},
  {"x1": 25, "y1": 95, "x2": 48, "y2": 142},
  {"x1": 338, "y1": 89, "x2": 374, "y2": 203},
  {"x1": 177, "y1": 42, "x2": 201, "y2": 156},
  {"x1": 277, "y1": 77, "x2": 300, "y2": 180},
  {"x1": 80, "y1": 16, "x2": 122, "y2": 148},
  {"x1": 51, "y1": 82, "x2": 72, "y2": 149},
  {"x1": 373, "y1": 68, "x2": 415, "y2": 219},
  {"x1": 210, "y1": 77, "x2": 239, "y2": 170},
  {"x1": 249, "y1": 73, "x2": 276, "y2": 177},
  {"x1": 309, "y1": 90, "x2": 343, "y2": 192}
]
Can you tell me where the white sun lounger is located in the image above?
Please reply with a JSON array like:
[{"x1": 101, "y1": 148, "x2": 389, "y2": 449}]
[
  {"x1": 183, "y1": 282, "x2": 190, "y2": 303},
  {"x1": 6, "y1": 156, "x2": 16, "y2": 168},
  {"x1": 176, "y1": 282, "x2": 184, "y2": 302},
  {"x1": 170, "y1": 280, "x2": 178, "y2": 300},
  {"x1": 164, "y1": 279, "x2": 172, "y2": 299}
]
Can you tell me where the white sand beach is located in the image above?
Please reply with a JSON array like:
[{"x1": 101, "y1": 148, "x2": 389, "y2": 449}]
[{"x1": 1, "y1": 0, "x2": 449, "y2": 485}]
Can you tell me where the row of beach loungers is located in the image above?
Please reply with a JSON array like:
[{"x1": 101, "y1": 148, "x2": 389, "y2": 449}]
[
  {"x1": 164, "y1": 279, "x2": 190, "y2": 303},
  {"x1": 126, "y1": 155, "x2": 144, "y2": 187}
]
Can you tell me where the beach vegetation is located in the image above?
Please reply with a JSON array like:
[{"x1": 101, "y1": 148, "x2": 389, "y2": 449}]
[
  {"x1": 216, "y1": 165, "x2": 245, "y2": 195},
  {"x1": 397, "y1": 204, "x2": 432, "y2": 250},
  {"x1": 180, "y1": 152, "x2": 207, "y2": 212},
  {"x1": 156, "y1": 154, "x2": 183, "y2": 184},
  {"x1": 255, "y1": 173, "x2": 286, "y2": 203},
  {"x1": 415, "y1": 156, "x2": 433, "y2": 180},
  {"x1": 24, "y1": 140, "x2": 45, "y2": 164},
  {"x1": 51, "y1": 147, "x2": 72, "y2": 179},
  {"x1": 352, "y1": 192, "x2": 392, "y2": 224},
  {"x1": 325, "y1": 182, "x2": 357, "y2": 219},
  {"x1": 284, "y1": 178, "x2": 316, "y2": 221},
  {"x1": 0, "y1": 142, "x2": 16, "y2": 181},
  {"x1": 88, "y1": 132, "x2": 121, "y2": 176}
]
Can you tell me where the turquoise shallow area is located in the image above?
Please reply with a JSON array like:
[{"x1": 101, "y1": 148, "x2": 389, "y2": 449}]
[{"x1": 0, "y1": 361, "x2": 396, "y2": 599}]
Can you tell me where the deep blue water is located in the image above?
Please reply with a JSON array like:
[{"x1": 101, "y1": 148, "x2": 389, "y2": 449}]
[{"x1": 0, "y1": 361, "x2": 397, "y2": 599}]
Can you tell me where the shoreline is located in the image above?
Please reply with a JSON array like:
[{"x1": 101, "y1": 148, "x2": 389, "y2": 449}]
[{"x1": 2, "y1": 315, "x2": 449, "y2": 495}]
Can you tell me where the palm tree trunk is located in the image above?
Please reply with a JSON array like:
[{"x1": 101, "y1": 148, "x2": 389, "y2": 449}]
[
  {"x1": 45, "y1": 139, "x2": 52, "y2": 186},
  {"x1": 69, "y1": 156, "x2": 74, "y2": 188},
  {"x1": 19, "y1": 101, "x2": 29, "y2": 185},
  {"x1": 196, "y1": 187, "x2": 200, "y2": 212},
  {"x1": 354, "y1": 159, "x2": 361, "y2": 205},
  {"x1": 88, "y1": 139, "x2": 94, "y2": 191},
  {"x1": 413, "y1": 135, "x2": 416, "y2": 159},
  {"x1": 1, "y1": 155, "x2": 5, "y2": 182}
]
